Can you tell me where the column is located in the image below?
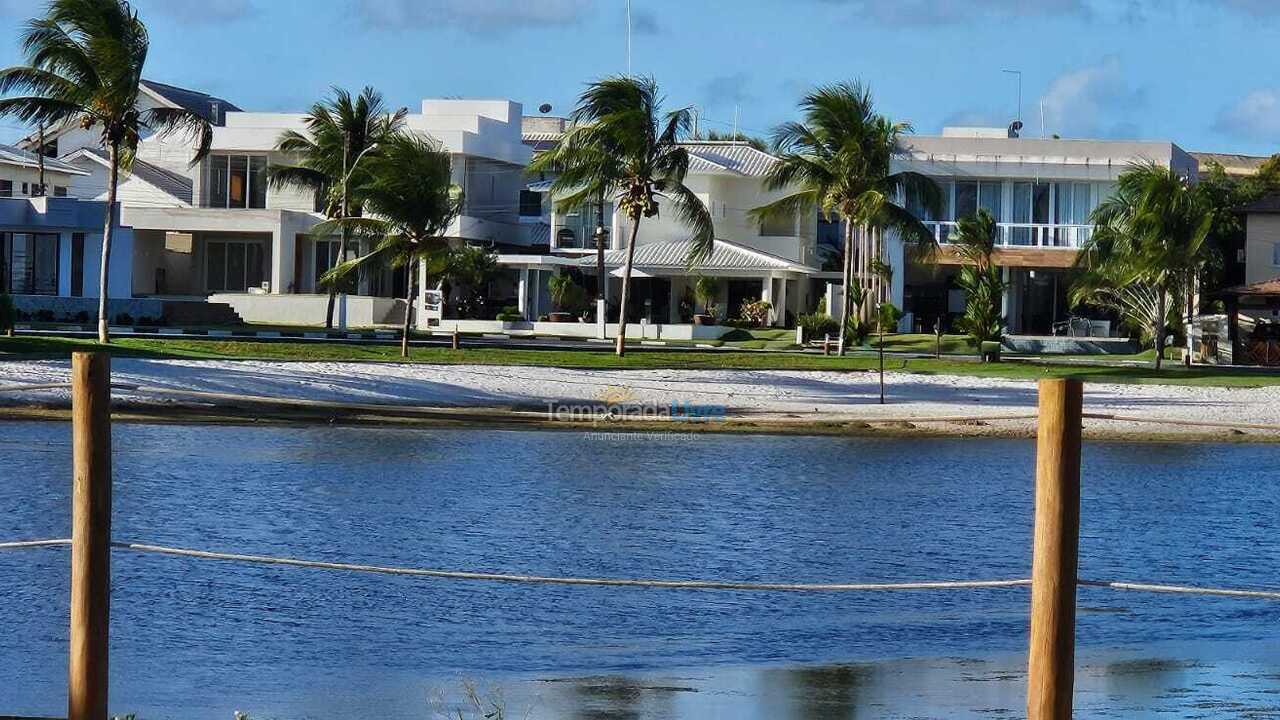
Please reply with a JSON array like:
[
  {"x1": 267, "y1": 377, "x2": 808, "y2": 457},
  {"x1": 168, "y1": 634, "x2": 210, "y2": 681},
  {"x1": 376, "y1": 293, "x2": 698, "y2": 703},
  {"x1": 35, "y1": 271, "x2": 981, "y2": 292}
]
[
  {"x1": 517, "y1": 268, "x2": 528, "y2": 315},
  {"x1": 775, "y1": 276, "x2": 788, "y2": 326},
  {"x1": 270, "y1": 227, "x2": 294, "y2": 295}
]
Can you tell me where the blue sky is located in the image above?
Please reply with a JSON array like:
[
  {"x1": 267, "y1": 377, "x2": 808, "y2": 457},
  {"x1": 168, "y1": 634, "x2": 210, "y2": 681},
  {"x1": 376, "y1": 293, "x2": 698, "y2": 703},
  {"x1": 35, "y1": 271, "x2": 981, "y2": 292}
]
[{"x1": 1, "y1": 0, "x2": 1279, "y2": 155}]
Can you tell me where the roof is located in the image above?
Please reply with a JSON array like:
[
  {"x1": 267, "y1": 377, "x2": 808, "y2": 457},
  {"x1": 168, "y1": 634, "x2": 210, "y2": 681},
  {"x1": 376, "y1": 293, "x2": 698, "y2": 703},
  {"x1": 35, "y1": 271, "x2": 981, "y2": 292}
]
[
  {"x1": 0, "y1": 143, "x2": 87, "y2": 175},
  {"x1": 140, "y1": 79, "x2": 240, "y2": 125},
  {"x1": 1221, "y1": 277, "x2": 1280, "y2": 297},
  {"x1": 581, "y1": 238, "x2": 816, "y2": 273},
  {"x1": 1192, "y1": 151, "x2": 1272, "y2": 176},
  {"x1": 1241, "y1": 193, "x2": 1280, "y2": 214},
  {"x1": 518, "y1": 129, "x2": 779, "y2": 177},
  {"x1": 69, "y1": 147, "x2": 193, "y2": 204}
]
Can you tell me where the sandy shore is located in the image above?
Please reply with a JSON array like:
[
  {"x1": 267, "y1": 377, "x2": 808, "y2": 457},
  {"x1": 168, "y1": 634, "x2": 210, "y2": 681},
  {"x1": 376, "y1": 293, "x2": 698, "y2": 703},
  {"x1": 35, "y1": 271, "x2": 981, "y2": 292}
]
[{"x1": 1, "y1": 358, "x2": 1277, "y2": 441}]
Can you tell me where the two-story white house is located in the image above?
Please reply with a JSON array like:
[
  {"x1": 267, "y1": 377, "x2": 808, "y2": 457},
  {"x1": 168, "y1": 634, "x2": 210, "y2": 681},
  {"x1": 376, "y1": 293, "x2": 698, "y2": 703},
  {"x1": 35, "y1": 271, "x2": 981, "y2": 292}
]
[
  {"x1": 891, "y1": 127, "x2": 1198, "y2": 335},
  {"x1": 47, "y1": 93, "x2": 530, "y2": 327},
  {"x1": 505, "y1": 117, "x2": 820, "y2": 326}
]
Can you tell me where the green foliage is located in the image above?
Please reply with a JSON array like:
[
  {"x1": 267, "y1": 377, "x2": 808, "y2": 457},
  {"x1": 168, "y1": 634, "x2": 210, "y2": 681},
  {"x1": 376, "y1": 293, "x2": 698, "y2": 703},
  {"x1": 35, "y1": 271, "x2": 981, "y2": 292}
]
[
  {"x1": 547, "y1": 273, "x2": 587, "y2": 314},
  {"x1": 798, "y1": 312, "x2": 840, "y2": 342},
  {"x1": 693, "y1": 275, "x2": 719, "y2": 312},
  {"x1": 0, "y1": 294, "x2": 15, "y2": 334},
  {"x1": 696, "y1": 128, "x2": 770, "y2": 152},
  {"x1": 737, "y1": 299, "x2": 772, "y2": 327},
  {"x1": 843, "y1": 311, "x2": 869, "y2": 347},
  {"x1": 875, "y1": 302, "x2": 903, "y2": 333},
  {"x1": 950, "y1": 210, "x2": 1007, "y2": 347},
  {"x1": 441, "y1": 246, "x2": 500, "y2": 319},
  {"x1": 495, "y1": 305, "x2": 523, "y2": 322}
]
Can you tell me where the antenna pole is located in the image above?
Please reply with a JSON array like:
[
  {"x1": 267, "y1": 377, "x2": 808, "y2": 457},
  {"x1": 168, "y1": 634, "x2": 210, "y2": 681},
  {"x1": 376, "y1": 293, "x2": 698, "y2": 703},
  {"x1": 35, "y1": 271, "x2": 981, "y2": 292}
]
[
  {"x1": 1002, "y1": 69, "x2": 1023, "y2": 123},
  {"x1": 625, "y1": 0, "x2": 632, "y2": 75}
]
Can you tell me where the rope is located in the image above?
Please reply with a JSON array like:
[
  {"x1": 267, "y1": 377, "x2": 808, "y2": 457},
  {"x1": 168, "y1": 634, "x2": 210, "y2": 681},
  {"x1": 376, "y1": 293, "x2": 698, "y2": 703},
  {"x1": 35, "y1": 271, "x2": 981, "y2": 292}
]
[
  {"x1": 1081, "y1": 413, "x2": 1280, "y2": 433},
  {"x1": 6, "y1": 539, "x2": 1280, "y2": 600},
  {"x1": 1080, "y1": 579, "x2": 1280, "y2": 600}
]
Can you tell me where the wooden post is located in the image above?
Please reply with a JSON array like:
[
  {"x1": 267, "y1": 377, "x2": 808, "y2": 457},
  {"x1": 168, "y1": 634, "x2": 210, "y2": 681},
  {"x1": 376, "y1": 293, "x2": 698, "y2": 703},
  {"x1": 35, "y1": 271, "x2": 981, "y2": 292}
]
[
  {"x1": 70, "y1": 352, "x2": 112, "y2": 720},
  {"x1": 451, "y1": 330, "x2": 461, "y2": 351},
  {"x1": 1027, "y1": 378, "x2": 1083, "y2": 720}
]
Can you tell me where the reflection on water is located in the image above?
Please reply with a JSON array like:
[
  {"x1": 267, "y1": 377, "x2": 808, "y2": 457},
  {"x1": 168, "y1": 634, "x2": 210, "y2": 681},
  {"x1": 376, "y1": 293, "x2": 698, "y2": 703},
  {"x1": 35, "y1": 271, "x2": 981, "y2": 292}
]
[{"x1": 1, "y1": 422, "x2": 1279, "y2": 719}]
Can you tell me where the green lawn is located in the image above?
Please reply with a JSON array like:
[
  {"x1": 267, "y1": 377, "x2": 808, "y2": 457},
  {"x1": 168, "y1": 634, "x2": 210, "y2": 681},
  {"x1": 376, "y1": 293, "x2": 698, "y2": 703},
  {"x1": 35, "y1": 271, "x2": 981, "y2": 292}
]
[{"x1": 3, "y1": 334, "x2": 1278, "y2": 387}]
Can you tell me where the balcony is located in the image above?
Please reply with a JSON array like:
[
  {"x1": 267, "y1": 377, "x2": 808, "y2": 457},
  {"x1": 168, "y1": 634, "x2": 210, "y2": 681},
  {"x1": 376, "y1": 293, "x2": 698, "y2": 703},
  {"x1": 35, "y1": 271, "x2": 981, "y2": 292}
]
[{"x1": 924, "y1": 221, "x2": 1091, "y2": 249}]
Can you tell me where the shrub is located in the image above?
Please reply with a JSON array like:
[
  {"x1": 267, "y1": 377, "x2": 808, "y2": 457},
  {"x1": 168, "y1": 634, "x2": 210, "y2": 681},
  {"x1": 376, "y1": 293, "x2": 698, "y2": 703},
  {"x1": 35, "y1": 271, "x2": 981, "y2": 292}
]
[
  {"x1": 798, "y1": 312, "x2": 839, "y2": 342},
  {"x1": 737, "y1": 299, "x2": 772, "y2": 328},
  {"x1": 113, "y1": 312, "x2": 134, "y2": 326},
  {"x1": 547, "y1": 273, "x2": 586, "y2": 314},
  {"x1": 495, "y1": 305, "x2": 524, "y2": 322},
  {"x1": 34, "y1": 309, "x2": 55, "y2": 322},
  {"x1": 0, "y1": 294, "x2": 15, "y2": 335},
  {"x1": 875, "y1": 302, "x2": 903, "y2": 334},
  {"x1": 693, "y1": 276, "x2": 719, "y2": 314},
  {"x1": 844, "y1": 313, "x2": 869, "y2": 347}
]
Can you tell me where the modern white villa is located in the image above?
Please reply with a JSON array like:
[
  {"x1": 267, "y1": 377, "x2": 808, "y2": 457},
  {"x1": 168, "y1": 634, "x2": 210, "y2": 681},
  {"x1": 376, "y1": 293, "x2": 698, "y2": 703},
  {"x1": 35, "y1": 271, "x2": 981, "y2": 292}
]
[{"x1": 503, "y1": 115, "x2": 820, "y2": 329}]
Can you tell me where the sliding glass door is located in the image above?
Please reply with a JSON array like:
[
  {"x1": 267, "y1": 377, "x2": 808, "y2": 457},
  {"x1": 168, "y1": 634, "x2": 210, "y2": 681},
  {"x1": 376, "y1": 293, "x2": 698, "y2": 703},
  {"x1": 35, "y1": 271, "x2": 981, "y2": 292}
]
[
  {"x1": 2, "y1": 232, "x2": 59, "y2": 295},
  {"x1": 206, "y1": 238, "x2": 266, "y2": 293}
]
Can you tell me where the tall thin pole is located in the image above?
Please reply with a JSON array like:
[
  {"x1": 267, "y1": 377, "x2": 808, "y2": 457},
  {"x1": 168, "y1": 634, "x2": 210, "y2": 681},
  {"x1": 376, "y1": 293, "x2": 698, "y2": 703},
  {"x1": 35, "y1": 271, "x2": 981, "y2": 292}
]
[
  {"x1": 625, "y1": 0, "x2": 632, "y2": 75},
  {"x1": 36, "y1": 123, "x2": 46, "y2": 197},
  {"x1": 69, "y1": 351, "x2": 112, "y2": 720},
  {"x1": 877, "y1": 310, "x2": 885, "y2": 404},
  {"x1": 1027, "y1": 378, "x2": 1083, "y2": 720},
  {"x1": 1002, "y1": 69, "x2": 1023, "y2": 123}
]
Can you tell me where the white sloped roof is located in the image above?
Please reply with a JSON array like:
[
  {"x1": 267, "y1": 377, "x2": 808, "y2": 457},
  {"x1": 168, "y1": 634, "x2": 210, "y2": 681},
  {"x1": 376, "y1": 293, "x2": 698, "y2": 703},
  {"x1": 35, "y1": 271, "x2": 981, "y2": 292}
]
[
  {"x1": 581, "y1": 238, "x2": 816, "y2": 273},
  {"x1": 0, "y1": 143, "x2": 87, "y2": 175},
  {"x1": 680, "y1": 142, "x2": 778, "y2": 176}
]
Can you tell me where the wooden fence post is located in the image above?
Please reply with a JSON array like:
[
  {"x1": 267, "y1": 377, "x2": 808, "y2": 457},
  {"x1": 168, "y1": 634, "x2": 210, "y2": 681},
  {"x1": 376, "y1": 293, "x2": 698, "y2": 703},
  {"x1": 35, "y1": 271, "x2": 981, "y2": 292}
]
[
  {"x1": 69, "y1": 352, "x2": 112, "y2": 720},
  {"x1": 1027, "y1": 377, "x2": 1083, "y2": 720}
]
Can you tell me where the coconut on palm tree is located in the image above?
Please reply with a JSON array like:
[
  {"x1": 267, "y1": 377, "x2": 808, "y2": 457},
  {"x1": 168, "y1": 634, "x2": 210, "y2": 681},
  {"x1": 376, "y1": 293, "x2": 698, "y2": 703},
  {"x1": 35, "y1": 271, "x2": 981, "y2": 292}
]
[
  {"x1": 318, "y1": 132, "x2": 462, "y2": 357},
  {"x1": 530, "y1": 76, "x2": 713, "y2": 356},
  {"x1": 0, "y1": 0, "x2": 214, "y2": 343},
  {"x1": 1080, "y1": 162, "x2": 1211, "y2": 369},
  {"x1": 268, "y1": 86, "x2": 406, "y2": 329},
  {"x1": 753, "y1": 81, "x2": 941, "y2": 355}
]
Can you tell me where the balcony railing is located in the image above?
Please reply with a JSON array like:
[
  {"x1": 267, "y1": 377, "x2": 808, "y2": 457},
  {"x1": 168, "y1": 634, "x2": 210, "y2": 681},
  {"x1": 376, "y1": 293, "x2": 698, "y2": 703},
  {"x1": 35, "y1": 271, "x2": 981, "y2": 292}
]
[{"x1": 924, "y1": 221, "x2": 1091, "y2": 249}]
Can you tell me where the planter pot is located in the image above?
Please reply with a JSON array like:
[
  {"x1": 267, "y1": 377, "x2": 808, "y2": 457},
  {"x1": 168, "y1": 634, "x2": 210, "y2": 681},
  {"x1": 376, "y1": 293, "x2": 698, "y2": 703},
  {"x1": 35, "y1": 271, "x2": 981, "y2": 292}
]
[
  {"x1": 693, "y1": 314, "x2": 717, "y2": 326},
  {"x1": 548, "y1": 312, "x2": 574, "y2": 323}
]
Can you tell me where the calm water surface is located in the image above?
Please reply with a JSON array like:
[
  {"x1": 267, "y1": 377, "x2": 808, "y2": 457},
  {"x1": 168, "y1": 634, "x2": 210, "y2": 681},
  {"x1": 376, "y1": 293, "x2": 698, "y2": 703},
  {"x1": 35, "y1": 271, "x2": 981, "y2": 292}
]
[{"x1": 1, "y1": 422, "x2": 1278, "y2": 719}]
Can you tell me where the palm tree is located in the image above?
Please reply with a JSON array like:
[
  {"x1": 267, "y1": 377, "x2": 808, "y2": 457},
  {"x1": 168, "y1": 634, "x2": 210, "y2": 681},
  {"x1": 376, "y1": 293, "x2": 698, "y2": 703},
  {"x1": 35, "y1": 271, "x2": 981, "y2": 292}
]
[
  {"x1": 950, "y1": 210, "x2": 1007, "y2": 349},
  {"x1": 753, "y1": 81, "x2": 941, "y2": 355},
  {"x1": 529, "y1": 76, "x2": 713, "y2": 356},
  {"x1": 0, "y1": 0, "x2": 213, "y2": 343},
  {"x1": 319, "y1": 133, "x2": 462, "y2": 357},
  {"x1": 1081, "y1": 162, "x2": 1211, "y2": 369},
  {"x1": 268, "y1": 86, "x2": 406, "y2": 328}
]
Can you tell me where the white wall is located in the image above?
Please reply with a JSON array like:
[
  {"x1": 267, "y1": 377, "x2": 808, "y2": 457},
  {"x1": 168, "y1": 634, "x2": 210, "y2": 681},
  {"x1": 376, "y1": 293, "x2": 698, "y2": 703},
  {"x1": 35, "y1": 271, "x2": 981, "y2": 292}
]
[
  {"x1": 0, "y1": 164, "x2": 80, "y2": 197},
  {"x1": 1245, "y1": 213, "x2": 1280, "y2": 284}
]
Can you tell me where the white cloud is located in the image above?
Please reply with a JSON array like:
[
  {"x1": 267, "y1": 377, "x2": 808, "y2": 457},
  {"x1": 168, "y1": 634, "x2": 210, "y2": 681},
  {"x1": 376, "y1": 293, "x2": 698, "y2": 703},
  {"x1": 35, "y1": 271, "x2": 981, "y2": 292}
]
[
  {"x1": 351, "y1": 0, "x2": 594, "y2": 33},
  {"x1": 813, "y1": 0, "x2": 1091, "y2": 26},
  {"x1": 1214, "y1": 90, "x2": 1280, "y2": 143},
  {"x1": 1038, "y1": 56, "x2": 1146, "y2": 139}
]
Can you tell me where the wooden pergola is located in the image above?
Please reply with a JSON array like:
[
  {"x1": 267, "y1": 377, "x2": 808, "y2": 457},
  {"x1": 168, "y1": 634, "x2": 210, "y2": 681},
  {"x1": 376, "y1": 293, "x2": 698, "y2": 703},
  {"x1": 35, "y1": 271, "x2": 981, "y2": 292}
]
[{"x1": 1220, "y1": 276, "x2": 1280, "y2": 366}]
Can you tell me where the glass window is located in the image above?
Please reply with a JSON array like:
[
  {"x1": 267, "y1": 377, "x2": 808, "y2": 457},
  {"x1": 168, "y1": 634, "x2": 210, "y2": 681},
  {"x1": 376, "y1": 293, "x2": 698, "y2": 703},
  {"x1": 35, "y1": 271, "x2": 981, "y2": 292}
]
[
  {"x1": 228, "y1": 155, "x2": 248, "y2": 209},
  {"x1": 206, "y1": 241, "x2": 226, "y2": 291},
  {"x1": 1011, "y1": 182, "x2": 1032, "y2": 245},
  {"x1": 1273, "y1": 243, "x2": 1280, "y2": 267},
  {"x1": 249, "y1": 156, "x2": 267, "y2": 209},
  {"x1": 6, "y1": 233, "x2": 58, "y2": 295},
  {"x1": 315, "y1": 239, "x2": 338, "y2": 286},
  {"x1": 1073, "y1": 184, "x2": 1091, "y2": 224},
  {"x1": 1032, "y1": 182, "x2": 1051, "y2": 224},
  {"x1": 760, "y1": 211, "x2": 794, "y2": 236},
  {"x1": 71, "y1": 233, "x2": 84, "y2": 297},
  {"x1": 226, "y1": 242, "x2": 246, "y2": 290},
  {"x1": 53, "y1": 186, "x2": 67, "y2": 197},
  {"x1": 954, "y1": 181, "x2": 978, "y2": 220},
  {"x1": 978, "y1": 181, "x2": 1002, "y2": 220},
  {"x1": 209, "y1": 156, "x2": 228, "y2": 208},
  {"x1": 1054, "y1": 183, "x2": 1072, "y2": 224},
  {"x1": 906, "y1": 180, "x2": 949, "y2": 221},
  {"x1": 0, "y1": 180, "x2": 10, "y2": 197},
  {"x1": 519, "y1": 190, "x2": 543, "y2": 217}
]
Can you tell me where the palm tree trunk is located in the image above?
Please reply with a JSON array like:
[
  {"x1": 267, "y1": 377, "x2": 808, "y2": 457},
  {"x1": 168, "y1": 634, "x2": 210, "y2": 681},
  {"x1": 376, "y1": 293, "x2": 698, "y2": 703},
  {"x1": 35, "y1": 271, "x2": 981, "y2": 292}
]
[
  {"x1": 1184, "y1": 270, "x2": 1196, "y2": 368},
  {"x1": 401, "y1": 259, "x2": 416, "y2": 359},
  {"x1": 1154, "y1": 288, "x2": 1167, "y2": 371},
  {"x1": 837, "y1": 219, "x2": 853, "y2": 356},
  {"x1": 614, "y1": 215, "x2": 642, "y2": 357},
  {"x1": 96, "y1": 141, "x2": 121, "y2": 345}
]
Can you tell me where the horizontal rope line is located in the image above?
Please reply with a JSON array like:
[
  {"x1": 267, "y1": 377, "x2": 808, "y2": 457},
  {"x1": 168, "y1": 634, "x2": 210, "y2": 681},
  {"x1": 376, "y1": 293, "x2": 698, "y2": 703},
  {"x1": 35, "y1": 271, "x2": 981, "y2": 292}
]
[
  {"x1": 6, "y1": 540, "x2": 1280, "y2": 599},
  {"x1": 1081, "y1": 413, "x2": 1280, "y2": 433},
  {"x1": 1079, "y1": 579, "x2": 1280, "y2": 600}
]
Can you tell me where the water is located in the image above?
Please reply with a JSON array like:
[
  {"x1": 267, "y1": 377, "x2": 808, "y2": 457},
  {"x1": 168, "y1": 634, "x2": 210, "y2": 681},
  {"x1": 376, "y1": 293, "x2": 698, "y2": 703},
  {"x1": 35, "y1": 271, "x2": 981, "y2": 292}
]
[{"x1": 2, "y1": 421, "x2": 1278, "y2": 719}]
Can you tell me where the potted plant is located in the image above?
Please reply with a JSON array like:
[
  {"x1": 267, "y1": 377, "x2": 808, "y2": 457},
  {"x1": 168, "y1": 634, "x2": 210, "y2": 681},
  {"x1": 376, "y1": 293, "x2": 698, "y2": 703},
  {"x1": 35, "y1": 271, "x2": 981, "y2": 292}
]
[
  {"x1": 547, "y1": 273, "x2": 583, "y2": 323},
  {"x1": 692, "y1": 276, "x2": 720, "y2": 326}
]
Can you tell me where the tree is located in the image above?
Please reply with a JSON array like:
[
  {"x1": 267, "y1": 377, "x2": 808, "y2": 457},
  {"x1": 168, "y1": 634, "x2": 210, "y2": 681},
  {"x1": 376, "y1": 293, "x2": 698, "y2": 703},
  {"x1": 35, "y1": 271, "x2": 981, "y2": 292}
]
[
  {"x1": 950, "y1": 210, "x2": 1007, "y2": 349},
  {"x1": 439, "y1": 244, "x2": 498, "y2": 320},
  {"x1": 1080, "y1": 162, "x2": 1212, "y2": 369},
  {"x1": 320, "y1": 133, "x2": 462, "y2": 357},
  {"x1": 529, "y1": 76, "x2": 713, "y2": 356},
  {"x1": 0, "y1": 0, "x2": 213, "y2": 343},
  {"x1": 753, "y1": 81, "x2": 940, "y2": 355},
  {"x1": 693, "y1": 275, "x2": 719, "y2": 316},
  {"x1": 268, "y1": 86, "x2": 406, "y2": 328}
]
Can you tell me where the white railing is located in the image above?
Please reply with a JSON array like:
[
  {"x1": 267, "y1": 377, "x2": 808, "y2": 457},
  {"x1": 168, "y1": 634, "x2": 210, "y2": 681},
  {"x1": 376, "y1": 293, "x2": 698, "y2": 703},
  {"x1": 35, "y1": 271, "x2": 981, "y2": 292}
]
[{"x1": 925, "y1": 221, "x2": 1091, "y2": 249}]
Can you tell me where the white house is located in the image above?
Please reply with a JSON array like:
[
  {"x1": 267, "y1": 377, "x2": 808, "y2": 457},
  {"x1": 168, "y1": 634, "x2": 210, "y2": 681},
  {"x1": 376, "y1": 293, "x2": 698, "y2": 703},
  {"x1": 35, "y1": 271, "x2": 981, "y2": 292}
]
[
  {"x1": 889, "y1": 127, "x2": 1198, "y2": 335},
  {"x1": 505, "y1": 116, "x2": 820, "y2": 327},
  {"x1": 0, "y1": 143, "x2": 87, "y2": 200},
  {"x1": 45, "y1": 94, "x2": 530, "y2": 327}
]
